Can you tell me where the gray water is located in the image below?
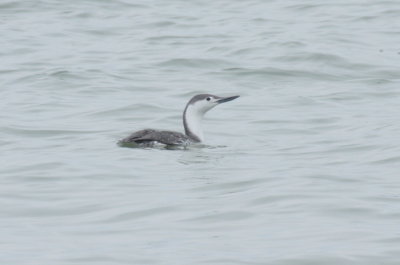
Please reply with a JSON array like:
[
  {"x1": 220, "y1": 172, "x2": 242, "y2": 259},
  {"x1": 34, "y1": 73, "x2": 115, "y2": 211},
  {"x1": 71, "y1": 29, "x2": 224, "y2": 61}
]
[{"x1": 1, "y1": 0, "x2": 400, "y2": 264}]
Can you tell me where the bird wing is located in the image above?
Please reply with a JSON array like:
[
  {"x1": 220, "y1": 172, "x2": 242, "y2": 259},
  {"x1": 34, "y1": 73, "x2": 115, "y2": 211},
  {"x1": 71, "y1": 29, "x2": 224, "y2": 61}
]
[
  {"x1": 120, "y1": 129, "x2": 157, "y2": 142},
  {"x1": 120, "y1": 129, "x2": 190, "y2": 146}
]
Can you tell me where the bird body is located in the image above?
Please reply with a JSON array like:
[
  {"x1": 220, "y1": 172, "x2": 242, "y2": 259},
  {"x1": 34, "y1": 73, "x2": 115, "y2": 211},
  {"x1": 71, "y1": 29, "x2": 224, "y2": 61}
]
[{"x1": 119, "y1": 94, "x2": 239, "y2": 147}]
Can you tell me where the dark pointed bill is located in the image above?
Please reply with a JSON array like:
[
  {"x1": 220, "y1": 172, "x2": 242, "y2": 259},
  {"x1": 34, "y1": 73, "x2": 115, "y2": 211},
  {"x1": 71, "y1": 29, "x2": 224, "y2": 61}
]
[{"x1": 216, "y1": 95, "x2": 240, "y2": 104}]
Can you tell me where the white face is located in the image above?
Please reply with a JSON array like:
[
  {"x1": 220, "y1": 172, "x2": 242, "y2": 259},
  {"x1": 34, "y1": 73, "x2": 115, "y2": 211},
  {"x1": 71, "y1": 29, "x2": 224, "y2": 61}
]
[{"x1": 191, "y1": 95, "x2": 220, "y2": 115}]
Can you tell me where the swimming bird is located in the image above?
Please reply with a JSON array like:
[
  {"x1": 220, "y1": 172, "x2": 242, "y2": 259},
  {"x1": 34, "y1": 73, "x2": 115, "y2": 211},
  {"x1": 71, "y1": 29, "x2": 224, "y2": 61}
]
[{"x1": 119, "y1": 94, "x2": 239, "y2": 147}]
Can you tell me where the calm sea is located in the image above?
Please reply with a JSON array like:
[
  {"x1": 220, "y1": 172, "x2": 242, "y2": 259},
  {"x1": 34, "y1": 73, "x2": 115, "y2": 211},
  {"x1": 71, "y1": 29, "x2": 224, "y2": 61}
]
[{"x1": 1, "y1": 0, "x2": 400, "y2": 264}]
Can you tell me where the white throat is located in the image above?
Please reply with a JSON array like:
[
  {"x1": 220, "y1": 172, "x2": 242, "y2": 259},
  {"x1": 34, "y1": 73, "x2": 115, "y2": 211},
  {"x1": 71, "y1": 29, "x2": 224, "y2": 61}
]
[{"x1": 183, "y1": 105, "x2": 205, "y2": 142}]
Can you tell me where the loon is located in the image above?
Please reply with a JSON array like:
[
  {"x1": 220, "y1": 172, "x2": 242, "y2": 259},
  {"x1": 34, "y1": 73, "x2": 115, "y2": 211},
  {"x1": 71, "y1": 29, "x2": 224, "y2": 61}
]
[{"x1": 119, "y1": 94, "x2": 239, "y2": 147}]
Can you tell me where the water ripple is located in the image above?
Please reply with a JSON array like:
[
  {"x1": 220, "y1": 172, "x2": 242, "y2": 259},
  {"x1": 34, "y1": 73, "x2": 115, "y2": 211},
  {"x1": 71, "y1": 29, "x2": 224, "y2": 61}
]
[{"x1": 2, "y1": 0, "x2": 400, "y2": 264}]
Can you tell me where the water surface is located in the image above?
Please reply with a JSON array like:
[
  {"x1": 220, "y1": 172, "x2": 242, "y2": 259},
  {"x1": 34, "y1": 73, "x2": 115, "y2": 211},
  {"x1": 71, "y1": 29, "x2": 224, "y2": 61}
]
[{"x1": 1, "y1": 0, "x2": 400, "y2": 264}]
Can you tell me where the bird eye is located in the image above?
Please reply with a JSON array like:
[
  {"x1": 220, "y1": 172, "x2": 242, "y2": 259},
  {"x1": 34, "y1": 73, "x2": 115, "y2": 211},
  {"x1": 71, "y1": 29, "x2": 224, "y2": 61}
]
[{"x1": 206, "y1": 97, "x2": 211, "y2": 101}]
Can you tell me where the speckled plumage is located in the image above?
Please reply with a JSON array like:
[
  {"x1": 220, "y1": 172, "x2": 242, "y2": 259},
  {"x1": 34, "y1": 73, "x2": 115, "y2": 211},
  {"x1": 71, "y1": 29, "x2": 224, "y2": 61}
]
[{"x1": 119, "y1": 129, "x2": 192, "y2": 146}]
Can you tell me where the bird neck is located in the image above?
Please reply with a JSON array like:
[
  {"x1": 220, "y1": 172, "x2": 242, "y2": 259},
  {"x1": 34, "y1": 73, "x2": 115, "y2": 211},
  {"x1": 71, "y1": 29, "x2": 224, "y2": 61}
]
[{"x1": 183, "y1": 105, "x2": 204, "y2": 142}]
